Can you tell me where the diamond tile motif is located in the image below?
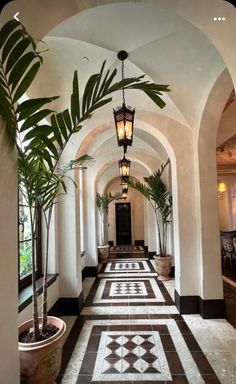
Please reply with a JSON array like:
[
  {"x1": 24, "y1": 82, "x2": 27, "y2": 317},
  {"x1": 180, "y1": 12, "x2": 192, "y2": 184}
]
[
  {"x1": 93, "y1": 331, "x2": 172, "y2": 381},
  {"x1": 110, "y1": 281, "x2": 147, "y2": 296}
]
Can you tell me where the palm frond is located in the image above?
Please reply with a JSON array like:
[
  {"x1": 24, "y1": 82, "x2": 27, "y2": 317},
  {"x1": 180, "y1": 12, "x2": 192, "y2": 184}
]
[
  {"x1": 96, "y1": 192, "x2": 122, "y2": 215},
  {"x1": 127, "y1": 178, "x2": 150, "y2": 200}
]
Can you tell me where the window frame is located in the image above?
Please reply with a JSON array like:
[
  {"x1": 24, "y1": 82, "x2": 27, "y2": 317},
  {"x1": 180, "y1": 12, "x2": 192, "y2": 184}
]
[{"x1": 18, "y1": 195, "x2": 42, "y2": 291}]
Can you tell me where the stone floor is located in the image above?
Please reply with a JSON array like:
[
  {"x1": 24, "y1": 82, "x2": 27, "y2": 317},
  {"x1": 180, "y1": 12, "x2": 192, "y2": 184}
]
[{"x1": 57, "y1": 258, "x2": 236, "y2": 384}]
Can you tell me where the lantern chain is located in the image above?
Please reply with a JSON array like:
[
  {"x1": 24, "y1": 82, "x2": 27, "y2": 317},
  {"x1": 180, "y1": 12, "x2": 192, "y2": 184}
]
[{"x1": 121, "y1": 60, "x2": 125, "y2": 105}]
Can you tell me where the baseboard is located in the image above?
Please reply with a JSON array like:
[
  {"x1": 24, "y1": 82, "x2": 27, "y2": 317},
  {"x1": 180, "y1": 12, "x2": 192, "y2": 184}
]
[
  {"x1": 82, "y1": 266, "x2": 98, "y2": 281},
  {"x1": 48, "y1": 291, "x2": 84, "y2": 317},
  {"x1": 175, "y1": 291, "x2": 199, "y2": 314},
  {"x1": 175, "y1": 290, "x2": 226, "y2": 318},
  {"x1": 170, "y1": 266, "x2": 175, "y2": 278},
  {"x1": 199, "y1": 299, "x2": 226, "y2": 319}
]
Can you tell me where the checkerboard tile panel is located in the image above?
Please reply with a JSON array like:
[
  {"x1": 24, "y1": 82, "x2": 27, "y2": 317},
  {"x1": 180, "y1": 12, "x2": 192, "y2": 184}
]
[
  {"x1": 104, "y1": 260, "x2": 151, "y2": 273},
  {"x1": 100, "y1": 278, "x2": 158, "y2": 301},
  {"x1": 110, "y1": 281, "x2": 148, "y2": 296},
  {"x1": 114, "y1": 262, "x2": 140, "y2": 270}
]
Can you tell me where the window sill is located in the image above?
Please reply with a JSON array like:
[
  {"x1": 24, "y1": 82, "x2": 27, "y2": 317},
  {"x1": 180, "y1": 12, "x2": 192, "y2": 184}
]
[{"x1": 18, "y1": 274, "x2": 59, "y2": 313}]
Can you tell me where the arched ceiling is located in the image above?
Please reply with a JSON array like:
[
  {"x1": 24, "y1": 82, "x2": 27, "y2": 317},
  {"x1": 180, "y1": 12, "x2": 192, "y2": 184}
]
[{"x1": 2, "y1": 0, "x2": 236, "y2": 181}]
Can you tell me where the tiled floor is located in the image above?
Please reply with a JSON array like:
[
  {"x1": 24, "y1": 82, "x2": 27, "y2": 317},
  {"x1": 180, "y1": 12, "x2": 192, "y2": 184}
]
[{"x1": 57, "y1": 258, "x2": 236, "y2": 384}]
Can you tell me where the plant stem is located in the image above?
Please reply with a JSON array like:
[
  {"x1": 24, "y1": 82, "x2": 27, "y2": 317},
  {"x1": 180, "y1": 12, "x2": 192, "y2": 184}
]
[{"x1": 41, "y1": 206, "x2": 53, "y2": 333}]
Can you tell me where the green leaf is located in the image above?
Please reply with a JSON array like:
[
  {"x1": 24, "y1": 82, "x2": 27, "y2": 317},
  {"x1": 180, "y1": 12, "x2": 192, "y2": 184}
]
[
  {"x1": 2, "y1": 29, "x2": 25, "y2": 64},
  {"x1": 98, "y1": 66, "x2": 117, "y2": 98},
  {"x1": 20, "y1": 109, "x2": 54, "y2": 132},
  {"x1": 92, "y1": 61, "x2": 105, "y2": 103},
  {"x1": 23, "y1": 125, "x2": 53, "y2": 142},
  {"x1": 50, "y1": 114, "x2": 63, "y2": 149},
  {"x1": 82, "y1": 73, "x2": 99, "y2": 114},
  {"x1": 0, "y1": 19, "x2": 20, "y2": 49},
  {"x1": 9, "y1": 51, "x2": 39, "y2": 90},
  {"x1": 13, "y1": 61, "x2": 40, "y2": 102},
  {"x1": 62, "y1": 109, "x2": 72, "y2": 133},
  {"x1": 55, "y1": 112, "x2": 67, "y2": 141},
  {"x1": 71, "y1": 71, "x2": 80, "y2": 125},
  {"x1": 6, "y1": 37, "x2": 33, "y2": 74},
  {"x1": 88, "y1": 97, "x2": 112, "y2": 114},
  {"x1": 37, "y1": 136, "x2": 58, "y2": 159},
  {"x1": 17, "y1": 97, "x2": 59, "y2": 121},
  {"x1": 0, "y1": 86, "x2": 14, "y2": 120}
]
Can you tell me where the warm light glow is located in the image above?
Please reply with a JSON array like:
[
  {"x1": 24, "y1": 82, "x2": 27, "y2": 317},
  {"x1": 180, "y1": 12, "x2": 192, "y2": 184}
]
[
  {"x1": 120, "y1": 164, "x2": 130, "y2": 178},
  {"x1": 117, "y1": 120, "x2": 132, "y2": 141},
  {"x1": 122, "y1": 192, "x2": 127, "y2": 199},
  {"x1": 119, "y1": 156, "x2": 131, "y2": 178},
  {"x1": 114, "y1": 104, "x2": 135, "y2": 151},
  {"x1": 121, "y1": 178, "x2": 128, "y2": 194},
  {"x1": 217, "y1": 180, "x2": 226, "y2": 200},
  {"x1": 218, "y1": 181, "x2": 226, "y2": 192}
]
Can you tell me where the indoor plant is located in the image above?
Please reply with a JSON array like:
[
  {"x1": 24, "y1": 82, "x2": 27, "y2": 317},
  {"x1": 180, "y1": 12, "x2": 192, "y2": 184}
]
[
  {"x1": 128, "y1": 159, "x2": 173, "y2": 280},
  {"x1": 0, "y1": 19, "x2": 169, "y2": 382},
  {"x1": 96, "y1": 192, "x2": 122, "y2": 262}
]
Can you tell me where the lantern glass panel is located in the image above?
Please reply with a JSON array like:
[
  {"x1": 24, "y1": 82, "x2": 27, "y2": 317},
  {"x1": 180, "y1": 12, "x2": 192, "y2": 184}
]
[
  {"x1": 114, "y1": 104, "x2": 135, "y2": 147},
  {"x1": 119, "y1": 159, "x2": 130, "y2": 178}
]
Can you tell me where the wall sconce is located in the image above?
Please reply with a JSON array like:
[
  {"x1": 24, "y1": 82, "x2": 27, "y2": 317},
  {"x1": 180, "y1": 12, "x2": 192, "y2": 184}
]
[
  {"x1": 218, "y1": 180, "x2": 226, "y2": 200},
  {"x1": 119, "y1": 156, "x2": 130, "y2": 178},
  {"x1": 114, "y1": 50, "x2": 135, "y2": 154}
]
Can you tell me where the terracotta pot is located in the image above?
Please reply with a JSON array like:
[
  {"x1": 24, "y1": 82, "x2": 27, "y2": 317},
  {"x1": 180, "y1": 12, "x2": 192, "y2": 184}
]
[
  {"x1": 98, "y1": 244, "x2": 110, "y2": 263},
  {"x1": 154, "y1": 255, "x2": 172, "y2": 281},
  {"x1": 19, "y1": 316, "x2": 66, "y2": 384}
]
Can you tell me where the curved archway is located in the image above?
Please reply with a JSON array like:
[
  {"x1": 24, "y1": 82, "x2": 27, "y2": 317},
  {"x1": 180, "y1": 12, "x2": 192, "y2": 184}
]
[{"x1": 196, "y1": 68, "x2": 234, "y2": 301}]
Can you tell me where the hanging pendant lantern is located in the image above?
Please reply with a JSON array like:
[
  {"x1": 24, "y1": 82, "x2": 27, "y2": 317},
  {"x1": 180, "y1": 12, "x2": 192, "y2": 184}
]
[
  {"x1": 114, "y1": 50, "x2": 135, "y2": 154},
  {"x1": 119, "y1": 156, "x2": 131, "y2": 178},
  {"x1": 121, "y1": 177, "x2": 128, "y2": 194}
]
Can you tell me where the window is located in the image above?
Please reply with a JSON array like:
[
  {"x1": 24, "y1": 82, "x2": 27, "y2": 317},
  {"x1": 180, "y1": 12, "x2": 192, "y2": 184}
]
[{"x1": 18, "y1": 190, "x2": 42, "y2": 290}]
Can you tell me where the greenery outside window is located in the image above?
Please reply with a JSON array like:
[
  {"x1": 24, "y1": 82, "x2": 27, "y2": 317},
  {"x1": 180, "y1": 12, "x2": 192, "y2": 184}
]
[{"x1": 18, "y1": 189, "x2": 42, "y2": 290}]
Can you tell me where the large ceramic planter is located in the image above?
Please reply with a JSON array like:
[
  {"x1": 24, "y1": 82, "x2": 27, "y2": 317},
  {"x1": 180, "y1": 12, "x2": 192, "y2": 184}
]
[
  {"x1": 98, "y1": 244, "x2": 110, "y2": 263},
  {"x1": 154, "y1": 255, "x2": 172, "y2": 281},
  {"x1": 19, "y1": 316, "x2": 66, "y2": 384}
]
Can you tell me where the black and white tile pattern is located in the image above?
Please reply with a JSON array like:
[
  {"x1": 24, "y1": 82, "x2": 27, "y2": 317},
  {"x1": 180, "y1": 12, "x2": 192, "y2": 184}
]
[
  {"x1": 110, "y1": 281, "x2": 147, "y2": 296},
  {"x1": 93, "y1": 277, "x2": 165, "y2": 303},
  {"x1": 104, "y1": 260, "x2": 151, "y2": 273},
  {"x1": 58, "y1": 258, "x2": 224, "y2": 384},
  {"x1": 93, "y1": 331, "x2": 171, "y2": 381}
]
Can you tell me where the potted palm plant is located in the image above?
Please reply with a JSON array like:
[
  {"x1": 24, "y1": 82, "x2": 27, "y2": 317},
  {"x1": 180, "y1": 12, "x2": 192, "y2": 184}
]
[
  {"x1": 128, "y1": 159, "x2": 173, "y2": 280},
  {"x1": 96, "y1": 192, "x2": 123, "y2": 262},
  {"x1": 0, "y1": 19, "x2": 169, "y2": 382}
]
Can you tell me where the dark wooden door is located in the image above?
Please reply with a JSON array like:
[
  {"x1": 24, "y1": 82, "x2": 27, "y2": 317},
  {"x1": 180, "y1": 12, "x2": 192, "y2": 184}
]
[{"x1": 116, "y1": 203, "x2": 131, "y2": 245}]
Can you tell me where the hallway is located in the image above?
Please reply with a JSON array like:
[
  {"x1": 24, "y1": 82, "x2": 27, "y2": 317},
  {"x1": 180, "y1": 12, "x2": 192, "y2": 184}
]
[{"x1": 57, "y1": 257, "x2": 236, "y2": 384}]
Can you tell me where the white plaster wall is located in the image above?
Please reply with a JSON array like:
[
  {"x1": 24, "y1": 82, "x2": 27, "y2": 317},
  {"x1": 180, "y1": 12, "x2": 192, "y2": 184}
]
[
  {"x1": 58, "y1": 168, "x2": 82, "y2": 297},
  {"x1": 0, "y1": 121, "x2": 20, "y2": 383},
  {"x1": 83, "y1": 166, "x2": 97, "y2": 266},
  {"x1": 18, "y1": 279, "x2": 59, "y2": 325},
  {"x1": 196, "y1": 70, "x2": 232, "y2": 300},
  {"x1": 41, "y1": 205, "x2": 59, "y2": 274},
  {"x1": 81, "y1": 254, "x2": 86, "y2": 271}
]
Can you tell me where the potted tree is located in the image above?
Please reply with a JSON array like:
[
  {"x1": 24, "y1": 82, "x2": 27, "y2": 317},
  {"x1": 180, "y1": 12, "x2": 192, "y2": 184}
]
[
  {"x1": 96, "y1": 192, "x2": 122, "y2": 262},
  {"x1": 128, "y1": 160, "x2": 173, "y2": 280},
  {"x1": 0, "y1": 19, "x2": 169, "y2": 382}
]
